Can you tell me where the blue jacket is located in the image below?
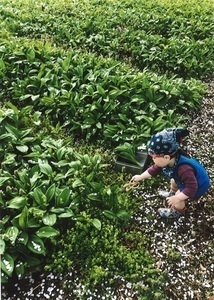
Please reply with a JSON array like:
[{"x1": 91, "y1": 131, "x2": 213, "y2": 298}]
[{"x1": 172, "y1": 155, "x2": 210, "y2": 198}]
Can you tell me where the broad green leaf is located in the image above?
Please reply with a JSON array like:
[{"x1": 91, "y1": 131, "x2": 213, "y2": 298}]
[
  {"x1": 86, "y1": 85, "x2": 94, "y2": 95},
  {"x1": 1, "y1": 215, "x2": 10, "y2": 225},
  {"x1": 2, "y1": 153, "x2": 16, "y2": 165},
  {"x1": 0, "y1": 177, "x2": 11, "y2": 185},
  {"x1": 82, "y1": 154, "x2": 90, "y2": 165},
  {"x1": 7, "y1": 197, "x2": 26, "y2": 209},
  {"x1": 92, "y1": 218, "x2": 101, "y2": 231},
  {"x1": 0, "y1": 193, "x2": 3, "y2": 205},
  {"x1": 73, "y1": 215, "x2": 87, "y2": 222},
  {"x1": 16, "y1": 145, "x2": 28, "y2": 153},
  {"x1": 15, "y1": 261, "x2": 25, "y2": 279},
  {"x1": 42, "y1": 214, "x2": 57, "y2": 226},
  {"x1": 5, "y1": 102, "x2": 19, "y2": 114},
  {"x1": 45, "y1": 183, "x2": 56, "y2": 201},
  {"x1": 0, "y1": 133, "x2": 14, "y2": 140},
  {"x1": 56, "y1": 147, "x2": 68, "y2": 160},
  {"x1": 65, "y1": 169, "x2": 76, "y2": 177},
  {"x1": 33, "y1": 187, "x2": 47, "y2": 206},
  {"x1": 146, "y1": 87, "x2": 154, "y2": 100},
  {"x1": 72, "y1": 179, "x2": 84, "y2": 188},
  {"x1": 92, "y1": 154, "x2": 101, "y2": 165},
  {"x1": 68, "y1": 161, "x2": 81, "y2": 170},
  {"x1": 109, "y1": 88, "x2": 125, "y2": 97},
  {"x1": 18, "y1": 207, "x2": 28, "y2": 230},
  {"x1": 96, "y1": 84, "x2": 105, "y2": 96},
  {"x1": 30, "y1": 172, "x2": 42, "y2": 188},
  {"x1": 26, "y1": 48, "x2": 35, "y2": 61},
  {"x1": 96, "y1": 122, "x2": 102, "y2": 129},
  {"x1": 0, "y1": 238, "x2": 5, "y2": 254},
  {"x1": 58, "y1": 208, "x2": 74, "y2": 218},
  {"x1": 24, "y1": 152, "x2": 41, "y2": 158},
  {"x1": 89, "y1": 182, "x2": 103, "y2": 191},
  {"x1": 19, "y1": 128, "x2": 32, "y2": 138},
  {"x1": 0, "y1": 58, "x2": 6, "y2": 71},
  {"x1": 39, "y1": 162, "x2": 53, "y2": 176},
  {"x1": 6, "y1": 226, "x2": 19, "y2": 245},
  {"x1": 17, "y1": 169, "x2": 28, "y2": 184},
  {"x1": 135, "y1": 115, "x2": 153, "y2": 124},
  {"x1": 54, "y1": 173, "x2": 66, "y2": 181},
  {"x1": 50, "y1": 208, "x2": 65, "y2": 213},
  {"x1": 86, "y1": 172, "x2": 95, "y2": 182},
  {"x1": 118, "y1": 113, "x2": 129, "y2": 122},
  {"x1": 1, "y1": 253, "x2": 14, "y2": 276},
  {"x1": 103, "y1": 210, "x2": 116, "y2": 219},
  {"x1": 27, "y1": 235, "x2": 45, "y2": 254},
  {"x1": 116, "y1": 210, "x2": 130, "y2": 220},
  {"x1": 62, "y1": 56, "x2": 71, "y2": 71},
  {"x1": 82, "y1": 118, "x2": 94, "y2": 129},
  {"x1": 88, "y1": 193, "x2": 101, "y2": 201},
  {"x1": 36, "y1": 226, "x2": 59, "y2": 238},
  {"x1": 5, "y1": 124, "x2": 20, "y2": 139},
  {"x1": 56, "y1": 187, "x2": 70, "y2": 207}
]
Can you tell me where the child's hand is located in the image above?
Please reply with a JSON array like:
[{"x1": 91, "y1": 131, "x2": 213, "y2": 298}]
[
  {"x1": 131, "y1": 175, "x2": 142, "y2": 182},
  {"x1": 166, "y1": 195, "x2": 179, "y2": 207}
]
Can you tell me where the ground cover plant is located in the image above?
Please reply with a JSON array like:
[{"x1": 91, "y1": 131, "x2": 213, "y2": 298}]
[
  {"x1": 0, "y1": 41, "x2": 207, "y2": 147},
  {"x1": 0, "y1": 0, "x2": 213, "y2": 79},
  {"x1": 0, "y1": 0, "x2": 213, "y2": 299},
  {"x1": 0, "y1": 103, "x2": 166, "y2": 298}
]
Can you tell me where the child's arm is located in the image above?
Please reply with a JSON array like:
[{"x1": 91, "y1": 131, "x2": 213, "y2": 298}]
[
  {"x1": 131, "y1": 164, "x2": 162, "y2": 182},
  {"x1": 131, "y1": 170, "x2": 152, "y2": 182}
]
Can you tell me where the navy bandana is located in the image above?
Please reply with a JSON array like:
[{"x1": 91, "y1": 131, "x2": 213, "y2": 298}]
[{"x1": 148, "y1": 128, "x2": 181, "y2": 156}]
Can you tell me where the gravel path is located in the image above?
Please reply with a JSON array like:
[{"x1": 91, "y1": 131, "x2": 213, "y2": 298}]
[
  {"x1": 2, "y1": 80, "x2": 213, "y2": 299},
  {"x1": 135, "y1": 78, "x2": 214, "y2": 300}
]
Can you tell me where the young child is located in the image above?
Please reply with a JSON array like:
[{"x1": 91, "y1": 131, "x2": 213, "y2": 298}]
[{"x1": 131, "y1": 128, "x2": 211, "y2": 218}]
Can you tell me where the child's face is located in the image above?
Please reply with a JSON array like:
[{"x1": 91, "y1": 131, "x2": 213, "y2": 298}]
[{"x1": 150, "y1": 154, "x2": 172, "y2": 167}]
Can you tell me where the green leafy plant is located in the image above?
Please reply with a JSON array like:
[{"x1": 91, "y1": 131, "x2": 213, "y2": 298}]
[
  {"x1": 45, "y1": 219, "x2": 166, "y2": 299},
  {"x1": 0, "y1": 105, "x2": 131, "y2": 282},
  {"x1": 115, "y1": 142, "x2": 142, "y2": 166},
  {"x1": 1, "y1": 0, "x2": 213, "y2": 79},
  {"x1": 0, "y1": 0, "x2": 213, "y2": 297},
  {"x1": 0, "y1": 41, "x2": 207, "y2": 147}
]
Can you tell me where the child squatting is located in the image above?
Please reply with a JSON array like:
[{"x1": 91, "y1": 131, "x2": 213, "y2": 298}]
[{"x1": 131, "y1": 128, "x2": 211, "y2": 218}]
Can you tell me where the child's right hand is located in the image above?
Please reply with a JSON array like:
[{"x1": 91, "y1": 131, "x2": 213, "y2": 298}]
[{"x1": 131, "y1": 175, "x2": 142, "y2": 182}]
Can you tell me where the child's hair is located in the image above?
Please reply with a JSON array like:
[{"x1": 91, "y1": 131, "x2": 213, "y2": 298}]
[
  {"x1": 174, "y1": 128, "x2": 189, "y2": 144},
  {"x1": 148, "y1": 128, "x2": 189, "y2": 156}
]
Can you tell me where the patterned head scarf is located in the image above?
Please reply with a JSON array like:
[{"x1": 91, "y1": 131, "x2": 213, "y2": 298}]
[{"x1": 148, "y1": 128, "x2": 188, "y2": 156}]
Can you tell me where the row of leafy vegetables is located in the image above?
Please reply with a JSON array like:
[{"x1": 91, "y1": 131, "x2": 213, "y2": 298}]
[{"x1": 0, "y1": 0, "x2": 213, "y2": 298}]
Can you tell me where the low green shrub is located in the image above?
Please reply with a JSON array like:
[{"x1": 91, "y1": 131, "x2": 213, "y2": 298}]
[
  {"x1": 0, "y1": 42, "x2": 207, "y2": 147},
  {"x1": 0, "y1": 103, "x2": 131, "y2": 282},
  {"x1": 1, "y1": 0, "x2": 213, "y2": 79},
  {"x1": 45, "y1": 219, "x2": 166, "y2": 299}
]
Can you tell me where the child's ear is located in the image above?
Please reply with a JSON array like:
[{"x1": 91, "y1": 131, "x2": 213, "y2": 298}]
[{"x1": 164, "y1": 155, "x2": 171, "y2": 160}]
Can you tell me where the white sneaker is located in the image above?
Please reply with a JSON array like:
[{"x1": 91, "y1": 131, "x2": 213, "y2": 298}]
[
  {"x1": 158, "y1": 190, "x2": 176, "y2": 198},
  {"x1": 158, "y1": 208, "x2": 183, "y2": 219}
]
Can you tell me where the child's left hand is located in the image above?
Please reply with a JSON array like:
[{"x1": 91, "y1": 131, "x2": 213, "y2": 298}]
[{"x1": 166, "y1": 195, "x2": 179, "y2": 207}]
